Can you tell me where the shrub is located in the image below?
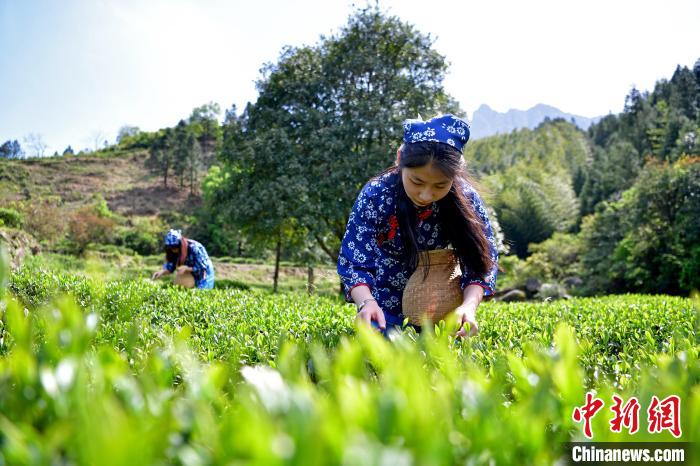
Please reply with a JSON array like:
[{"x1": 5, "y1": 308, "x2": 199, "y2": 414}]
[
  {"x1": 493, "y1": 254, "x2": 528, "y2": 290},
  {"x1": 68, "y1": 206, "x2": 116, "y2": 255},
  {"x1": 13, "y1": 197, "x2": 68, "y2": 245},
  {"x1": 120, "y1": 229, "x2": 160, "y2": 255},
  {"x1": 0, "y1": 207, "x2": 22, "y2": 228},
  {"x1": 114, "y1": 216, "x2": 166, "y2": 256},
  {"x1": 522, "y1": 232, "x2": 583, "y2": 282}
]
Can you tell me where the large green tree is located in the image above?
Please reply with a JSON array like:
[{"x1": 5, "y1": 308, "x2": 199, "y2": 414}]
[
  {"x1": 146, "y1": 129, "x2": 175, "y2": 187},
  {"x1": 188, "y1": 102, "x2": 222, "y2": 167},
  {"x1": 171, "y1": 120, "x2": 204, "y2": 193},
  {"x1": 214, "y1": 106, "x2": 311, "y2": 291},
  {"x1": 590, "y1": 63, "x2": 699, "y2": 168},
  {"x1": 215, "y1": 6, "x2": 460, "y2": 266},
  {"x1": 579, "y1": 157, "x2": 700, "y2": 295},
  {"x1": 116, "y1": 126, "x2": 141, "y2": 144},
  {"x1": 578, "y1": 139, "x2": 641, "y2": 216}
]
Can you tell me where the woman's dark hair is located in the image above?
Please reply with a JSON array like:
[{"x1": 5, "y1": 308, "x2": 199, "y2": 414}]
[
  {"x1": 164, "y1": 235, "x2": 188, "y2": 266},
  {"x1": 164, "y1": 247, "x2": 179, "y2": 265},
  {"x1": 392, "y1": 141, "x2": 495, "y2": 280}
]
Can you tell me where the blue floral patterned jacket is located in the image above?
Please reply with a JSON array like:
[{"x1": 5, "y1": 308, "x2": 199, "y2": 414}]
[
  {"x1": 337, "y1": 171, "x2": 498, "y2": 317},
  {"x1": 163, "y1": 239, "x2": 215, "y2": 289}
]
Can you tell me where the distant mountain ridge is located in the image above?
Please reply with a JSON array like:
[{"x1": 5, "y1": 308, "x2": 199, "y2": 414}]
[{"x1": 469, "y1": 103, "x2": 602, "y2": 139}]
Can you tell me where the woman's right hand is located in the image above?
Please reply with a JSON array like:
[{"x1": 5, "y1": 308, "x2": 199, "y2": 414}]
[
  {"x1": 357, "y1": 301, "x2": 386, "y2": 331},
  {"x1": 151, "y1": 270, "x2": 164, "y2": 280}
]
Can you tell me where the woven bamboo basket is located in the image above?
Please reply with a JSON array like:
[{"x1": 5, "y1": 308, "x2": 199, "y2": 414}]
[
  {"x1": 402, "y1": 249, "x2": 462, "y2": 326},
  {"x1": 172, "y1": 268, "x2": 195, "y2": 288}
]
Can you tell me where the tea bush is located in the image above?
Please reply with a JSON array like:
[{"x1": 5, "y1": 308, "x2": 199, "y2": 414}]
[
  {"x1": 1, "y1": 263, "x2": 698, "y2": 465},
  {"x1": 8, "y1": 267, "x2": 696, "y2": 386}
]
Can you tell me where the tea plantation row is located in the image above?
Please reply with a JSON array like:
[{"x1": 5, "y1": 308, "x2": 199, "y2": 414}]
[{"x1": 0, "y1": 266, "x2": 698, "y2": 464}]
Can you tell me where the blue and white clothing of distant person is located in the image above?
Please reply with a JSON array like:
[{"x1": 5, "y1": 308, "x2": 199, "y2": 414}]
[{"x1": 163, "y1": 238, "x2": 215, "y2": 289}]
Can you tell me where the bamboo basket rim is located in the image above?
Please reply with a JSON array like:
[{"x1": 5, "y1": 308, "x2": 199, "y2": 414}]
[{"x1": 417, "y1": 248, "x2": 458, "y2": 266}]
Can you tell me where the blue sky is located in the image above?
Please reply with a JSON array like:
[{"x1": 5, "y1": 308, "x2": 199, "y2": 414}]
[{"x1": 1, "y1": 0, "x2": 699, "y2": 154}]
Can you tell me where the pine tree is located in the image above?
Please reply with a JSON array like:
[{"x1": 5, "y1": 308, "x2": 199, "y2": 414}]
[
  {"x1": 669, "y1": 65, "x2": 699, "y2": 120},
  {"x1": 146, "y1": 129, "x2": 175, "y2": 187},
  {"x1": 172, "y1": 120, "x2": 192, "y2": 188}
]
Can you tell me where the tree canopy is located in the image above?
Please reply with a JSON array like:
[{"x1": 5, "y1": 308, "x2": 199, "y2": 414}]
[{"x1": 213, "y1": 5, "x2": 461, "y2": 263}]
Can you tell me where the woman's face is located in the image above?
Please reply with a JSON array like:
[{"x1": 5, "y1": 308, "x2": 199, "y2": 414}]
[
  {"x1": 165, "y1": 245, "x2": 180, "y2": 255},
  {"x1": 401, "y1": 162, "x2": 453, "y2": 207}
]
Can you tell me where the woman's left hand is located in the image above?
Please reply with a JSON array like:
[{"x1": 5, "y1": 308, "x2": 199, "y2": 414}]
[
  {"x1": 454, "y1": 303, "x2": 479, "y2": 338},
  {"x1": 176, "y1": 266, "x2": 191, "y2": 276}
]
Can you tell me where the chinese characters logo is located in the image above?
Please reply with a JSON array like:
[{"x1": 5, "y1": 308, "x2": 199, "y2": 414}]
[{"x1": 572, "y1": 392, "x2": 681, "y2": 439}]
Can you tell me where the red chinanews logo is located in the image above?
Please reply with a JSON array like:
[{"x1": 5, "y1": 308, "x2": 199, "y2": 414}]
[{"x1": 572, "y1": 392, "x2": 682, "y2": 439}]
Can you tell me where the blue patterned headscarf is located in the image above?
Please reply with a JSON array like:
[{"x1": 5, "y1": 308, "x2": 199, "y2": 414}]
[
  {"x1": 402, "y1": 114, "x2": 471, "y2": 153},
  {"x1": 164, "y1": 229, "x2": 182, "y2": 247}
]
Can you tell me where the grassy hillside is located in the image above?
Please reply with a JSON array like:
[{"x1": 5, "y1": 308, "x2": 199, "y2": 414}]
[
  {"x1": 0, "y1": 147, "x2": 213, "y2": 261},
  {"x1": 0, "y1": 147, "x2": 340, "y2": 294},
  {"x1": 0, "y1": 149, "x2": 201, "y2": 217}
]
